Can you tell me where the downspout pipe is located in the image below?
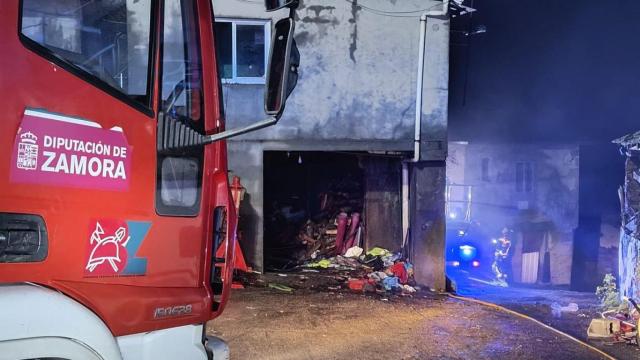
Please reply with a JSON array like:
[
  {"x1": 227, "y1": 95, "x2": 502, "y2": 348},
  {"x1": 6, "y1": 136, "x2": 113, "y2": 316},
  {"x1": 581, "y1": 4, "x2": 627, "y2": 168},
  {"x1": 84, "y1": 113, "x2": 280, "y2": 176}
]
[
  {"x1": 402, "y1": 1, "x2": 449, "y2": 250},
  {"x1": 411, "y1": 13, "x2": 427, "y2": 163}
]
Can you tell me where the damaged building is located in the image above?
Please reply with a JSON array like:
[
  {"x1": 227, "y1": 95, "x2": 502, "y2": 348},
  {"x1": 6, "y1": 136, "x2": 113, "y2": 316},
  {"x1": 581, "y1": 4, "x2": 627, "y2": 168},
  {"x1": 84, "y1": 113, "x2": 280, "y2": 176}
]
[
  {"x1": 212, "y1": 0, "x2": 451, "y2": 289},
  {"x1": 614, "y1": 131, "x2": 640, "y2": 299}
]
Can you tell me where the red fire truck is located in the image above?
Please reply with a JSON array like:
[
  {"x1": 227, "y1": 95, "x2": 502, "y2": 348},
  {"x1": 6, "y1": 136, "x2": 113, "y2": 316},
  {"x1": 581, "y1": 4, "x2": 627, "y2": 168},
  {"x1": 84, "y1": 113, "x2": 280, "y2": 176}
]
[{"x1": 0, "y1": 0, "x2": 299, "y2": 358}]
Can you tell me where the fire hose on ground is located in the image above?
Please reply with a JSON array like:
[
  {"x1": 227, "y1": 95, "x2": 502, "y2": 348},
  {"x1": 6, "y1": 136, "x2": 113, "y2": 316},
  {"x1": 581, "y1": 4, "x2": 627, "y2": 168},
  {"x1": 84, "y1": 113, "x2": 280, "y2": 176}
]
[{"x1": 446, "y1": 293, "x2": 617, "y2": 360}]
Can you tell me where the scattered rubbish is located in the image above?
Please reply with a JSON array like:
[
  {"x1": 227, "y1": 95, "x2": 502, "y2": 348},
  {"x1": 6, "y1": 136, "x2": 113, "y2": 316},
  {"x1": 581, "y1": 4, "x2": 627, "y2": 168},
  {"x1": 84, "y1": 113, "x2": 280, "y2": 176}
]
[
  {"x1": 587, "y1": 318, "x2": 621, "y2": 339},
  {"x1": 382, "y1": 276, "x2": 401, "y2": 291},
  {"x1": 277, "y1": 273, "x2": 288, "y2": 277},
  {"x1": 347, "y1": 278, "x2": 366, "y2": 292},
  {"x1": 390, "y1": 262, "x2": 408, "y2": 284},
  {"x1": 551, "y1": 302, "x2": 579, "y2": 318},
  {"x1": 366, "y1": 247, "x2": 390, "y2": 257},
  {"x1": 306, "y1": 259, "x2": 334, "y2": 269},
  {"x1": 381, "y1": 298, "x2": 389, "y2": 302},
  {"x1": 301, "y1": 269, "x2": 320, "y2": 273},
  {"x1": 368, "y1": 271, "x2": 388, "y2": 282},
  {"x1": 587, "y1": 296, "x2": 640, "y2": 345},
  {"x1": 344, "y1": 246, "x2": 363, "y2": 258},
  {"x1": 403, "y1": 285, "x2": 417, "y2": 294},
  {"x1": 295, "y1": 245, "x2": 417, "y2": 298},
  {"x1": 268, "y1": 283, "x2": 294, "y2": 293}
]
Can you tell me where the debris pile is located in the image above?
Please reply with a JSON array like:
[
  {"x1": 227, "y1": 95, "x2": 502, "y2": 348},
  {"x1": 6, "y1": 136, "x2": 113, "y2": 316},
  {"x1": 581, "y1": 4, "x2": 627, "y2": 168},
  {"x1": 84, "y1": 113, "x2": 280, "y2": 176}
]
[
  {"x1": 296, "y1": 190, "x2": 364, "y2": 261},
  {"x1": 302, "y1": 246, "x2": 418, "y2": 295},
  {"x1": 587, "y1": 294, "x2": 640, "y2": 345}
]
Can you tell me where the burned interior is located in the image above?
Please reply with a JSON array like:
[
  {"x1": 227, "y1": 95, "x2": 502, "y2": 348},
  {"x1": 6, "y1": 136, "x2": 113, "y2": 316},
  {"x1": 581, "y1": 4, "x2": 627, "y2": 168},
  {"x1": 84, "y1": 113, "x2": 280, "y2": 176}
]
[{"x1": 263, "y1": 151, "x2": 403, "y2": 271}]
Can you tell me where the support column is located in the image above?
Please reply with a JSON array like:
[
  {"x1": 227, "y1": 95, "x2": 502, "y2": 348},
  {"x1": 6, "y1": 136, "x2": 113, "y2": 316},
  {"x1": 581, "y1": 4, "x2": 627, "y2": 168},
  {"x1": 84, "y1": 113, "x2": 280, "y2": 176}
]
[
  {"x1": 227, "y1": 142, "x2": 264, "y2": 272},
  {"x1": 410, "y1": 161, "x2": 446, "y2": 291},
  {"x1": 408, "y1": 14, "x2": 449, "y2": 291}
]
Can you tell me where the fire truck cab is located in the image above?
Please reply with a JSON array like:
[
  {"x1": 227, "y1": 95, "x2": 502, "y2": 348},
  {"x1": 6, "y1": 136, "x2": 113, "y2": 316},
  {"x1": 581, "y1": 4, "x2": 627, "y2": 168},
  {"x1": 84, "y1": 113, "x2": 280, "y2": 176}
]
[{"x1": 0, "y1": 0, "x2": 298, "y2": 359}]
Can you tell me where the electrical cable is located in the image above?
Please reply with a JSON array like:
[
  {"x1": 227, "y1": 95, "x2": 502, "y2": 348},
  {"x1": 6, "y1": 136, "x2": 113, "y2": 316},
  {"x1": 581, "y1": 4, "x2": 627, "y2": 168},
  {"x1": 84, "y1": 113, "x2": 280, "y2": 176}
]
[
  {"x1": 343, "y1": 0, "x2": 442, "y2": 15},
  {"x1": 234, "y1": 0, "x2": 445, "y2": 18},
  {"x1": 446, "y1": 293, "x2": 617, "y2": 360}
]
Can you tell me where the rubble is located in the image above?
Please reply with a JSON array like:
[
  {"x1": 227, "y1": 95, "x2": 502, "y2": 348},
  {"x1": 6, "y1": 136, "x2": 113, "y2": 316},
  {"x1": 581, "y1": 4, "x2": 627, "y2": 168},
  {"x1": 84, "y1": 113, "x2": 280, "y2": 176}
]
[
  {"x1": 265, "y1": 180, "x2": 365, "y2": 269},
  {"x1": 272, "y1": 246, "x2": 419, "y2": 296},
  {"x1": 262, "y1": 180, "x2": 416, "y2": 297},
  {"x1": 587, "y1": 296, "x2": 640, "y2": 345},
  {"x1": 268, "y1": 283, "x2": 294, "y2": 293},
  {"x1": 551, "y1": 302, "x2": 579, "y2": 318}
]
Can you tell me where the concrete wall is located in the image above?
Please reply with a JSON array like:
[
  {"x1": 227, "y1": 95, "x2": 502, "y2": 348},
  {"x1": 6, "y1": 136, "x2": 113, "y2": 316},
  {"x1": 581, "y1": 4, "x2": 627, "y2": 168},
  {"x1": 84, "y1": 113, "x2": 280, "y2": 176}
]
[
  {"x1": 447, "y1": 143, "x2": 580, "y2": 285},
  {"x1": 212, "y1": 0, "x2": 450, "y2": 272},
  {"x1": 213, "y1": 0, "x2": 442, "y2": 142}
]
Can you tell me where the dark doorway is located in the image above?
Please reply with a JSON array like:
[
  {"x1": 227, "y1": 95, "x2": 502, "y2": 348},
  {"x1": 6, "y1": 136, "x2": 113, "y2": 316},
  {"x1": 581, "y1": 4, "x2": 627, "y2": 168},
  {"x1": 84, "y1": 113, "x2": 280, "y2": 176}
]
[
  {"x1": 263, "y1": 152, "x2": 403, "y2": 271},
  {"x1": 263, "y1": 151, "x2": 365, "y2": 270}
]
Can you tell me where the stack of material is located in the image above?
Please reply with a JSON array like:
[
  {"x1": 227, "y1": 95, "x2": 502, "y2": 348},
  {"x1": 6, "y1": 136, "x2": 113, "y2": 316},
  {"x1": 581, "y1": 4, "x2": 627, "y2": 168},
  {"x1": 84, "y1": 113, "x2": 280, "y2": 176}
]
[
  {"x1": 286, "y1": 187, "x2": 364, "y2": 263},
  {"x1": 304, "y1": 247, "x2": 418, "y2": 295},
  {"x1": 296, "y1": 211, "x2": 363, "y2": 261}
]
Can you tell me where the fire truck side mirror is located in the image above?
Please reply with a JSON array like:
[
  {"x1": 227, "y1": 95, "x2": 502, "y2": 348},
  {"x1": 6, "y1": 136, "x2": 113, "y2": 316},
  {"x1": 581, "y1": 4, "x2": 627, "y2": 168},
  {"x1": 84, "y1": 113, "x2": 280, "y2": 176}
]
[
  {"x1": 196, "y1": 18, "x2": 299, "y2": 145},
  {"x1": 265, "y1": 0, "x2": 299, "y2": 12},
  {"x1": 265, "y1": 17, "x2": 299, "y2": 118}
]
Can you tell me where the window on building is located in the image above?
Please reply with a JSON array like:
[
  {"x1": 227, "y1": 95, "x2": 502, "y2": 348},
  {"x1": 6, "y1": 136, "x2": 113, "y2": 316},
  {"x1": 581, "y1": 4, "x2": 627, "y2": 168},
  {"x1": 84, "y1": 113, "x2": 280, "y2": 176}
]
[
  {"x1": 516, "y1": 162, "x2": 534, "y2": 193},
  {"x1": 214, "y1": 19, "x2": 270, "y2": 84},
  {"x1": 20, "y1": 0, "x2": 153, "y2": 108},
  {"x1": 481, "y1": 158, "x2": 490, "y2": 181}
]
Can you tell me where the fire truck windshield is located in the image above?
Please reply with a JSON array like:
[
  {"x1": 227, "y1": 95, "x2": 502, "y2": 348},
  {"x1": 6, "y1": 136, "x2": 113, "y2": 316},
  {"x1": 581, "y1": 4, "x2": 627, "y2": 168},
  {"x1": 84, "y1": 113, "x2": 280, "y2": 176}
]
[{"x1": 20, "y1": 0, "x2": 153, "y2": 107}]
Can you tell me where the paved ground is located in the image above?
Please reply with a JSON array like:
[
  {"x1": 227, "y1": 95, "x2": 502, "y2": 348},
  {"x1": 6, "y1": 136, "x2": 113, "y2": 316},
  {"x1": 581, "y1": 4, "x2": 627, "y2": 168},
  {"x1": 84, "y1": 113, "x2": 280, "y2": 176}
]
[
  {"x1": 208, "y1": 286, "x2": 606, "y2": 360},
  {"x1": 454, "y1": 277, "x2": 640, "y2": 360}
]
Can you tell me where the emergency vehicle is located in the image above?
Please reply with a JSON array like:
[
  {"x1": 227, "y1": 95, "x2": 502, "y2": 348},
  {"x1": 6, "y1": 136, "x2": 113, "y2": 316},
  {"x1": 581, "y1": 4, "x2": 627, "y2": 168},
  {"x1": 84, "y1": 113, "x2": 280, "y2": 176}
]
[{"x1": 0, "y1": 0, "x2": 299, "y2": 358}]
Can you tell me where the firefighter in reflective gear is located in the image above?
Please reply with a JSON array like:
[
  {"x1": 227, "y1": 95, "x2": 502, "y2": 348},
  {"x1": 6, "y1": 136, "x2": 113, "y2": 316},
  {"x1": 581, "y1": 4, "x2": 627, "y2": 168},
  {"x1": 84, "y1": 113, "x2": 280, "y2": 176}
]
[{"x1": 492, "y1": 228, "x2": 512, "y2": 284}]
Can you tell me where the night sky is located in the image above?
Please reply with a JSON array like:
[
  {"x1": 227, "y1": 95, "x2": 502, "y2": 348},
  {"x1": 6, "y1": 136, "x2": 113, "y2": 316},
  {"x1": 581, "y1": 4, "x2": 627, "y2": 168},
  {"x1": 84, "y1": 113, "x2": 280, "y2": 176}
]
[{"x1": 449, "y1": 0, "x2": 640, "y2": 144}]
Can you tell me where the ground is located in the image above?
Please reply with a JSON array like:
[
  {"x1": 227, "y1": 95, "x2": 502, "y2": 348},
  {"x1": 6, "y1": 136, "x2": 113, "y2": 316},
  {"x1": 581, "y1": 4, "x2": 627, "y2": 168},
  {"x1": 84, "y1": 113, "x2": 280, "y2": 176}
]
[
  {"x1": 454, "y1": 279, "x2": 640, "y2": 360},
  {"x1": 207, "y1": 281, "x2": 607, "y2": 360}
]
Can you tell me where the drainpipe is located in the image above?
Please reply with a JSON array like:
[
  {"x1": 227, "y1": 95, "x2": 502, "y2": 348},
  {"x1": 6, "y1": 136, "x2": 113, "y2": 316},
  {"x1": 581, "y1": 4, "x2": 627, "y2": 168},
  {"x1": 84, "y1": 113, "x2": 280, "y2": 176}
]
[
  {"x1": 411, "y1": 13, "x2": 428, "y2": 164},
  {"x1": 402, "y1": 1, "x2": 449, "y2": 250}
]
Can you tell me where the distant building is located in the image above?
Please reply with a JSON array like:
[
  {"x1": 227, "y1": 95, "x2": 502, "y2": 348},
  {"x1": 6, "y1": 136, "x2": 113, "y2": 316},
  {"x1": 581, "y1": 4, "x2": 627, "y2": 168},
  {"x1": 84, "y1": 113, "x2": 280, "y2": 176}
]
[{"x1": 447, "y1": 142, "x2": 579, "y2": 286}]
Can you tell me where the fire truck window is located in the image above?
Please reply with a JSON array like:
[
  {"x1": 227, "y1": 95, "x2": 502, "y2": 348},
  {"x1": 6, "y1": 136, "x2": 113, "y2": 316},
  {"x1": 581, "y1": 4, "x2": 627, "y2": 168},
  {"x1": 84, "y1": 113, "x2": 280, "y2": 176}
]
[
  {"x1": 20, "y1": 0, "x2": 153, "y2": 106},
  {"x1": 161, "y1": 0, "x2": 202, "y2": 123},
  {"x1": 156, "y1": 0, "x2": 203, "y2": 216},
  {"x1": 160, "y1": 157, "x2": 199, "y2": 208}
]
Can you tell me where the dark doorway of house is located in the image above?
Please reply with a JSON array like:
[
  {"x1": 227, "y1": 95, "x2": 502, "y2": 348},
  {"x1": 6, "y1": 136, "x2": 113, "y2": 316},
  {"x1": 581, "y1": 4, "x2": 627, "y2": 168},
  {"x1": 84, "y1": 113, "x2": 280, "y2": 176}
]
[{"x1": 263, "y1": 151, "x2": 365, "y2": 270}]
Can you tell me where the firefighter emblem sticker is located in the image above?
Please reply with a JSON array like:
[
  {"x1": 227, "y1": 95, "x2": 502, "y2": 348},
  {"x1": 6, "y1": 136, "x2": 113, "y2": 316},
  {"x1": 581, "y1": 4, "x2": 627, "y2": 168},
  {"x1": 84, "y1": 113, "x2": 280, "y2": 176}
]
[
  {"x1": 84, "y1": 219, "x2": 151, "y2": 277},
  {"x1": 10, "y1": 108, "x2": 132, "y2": 191}
]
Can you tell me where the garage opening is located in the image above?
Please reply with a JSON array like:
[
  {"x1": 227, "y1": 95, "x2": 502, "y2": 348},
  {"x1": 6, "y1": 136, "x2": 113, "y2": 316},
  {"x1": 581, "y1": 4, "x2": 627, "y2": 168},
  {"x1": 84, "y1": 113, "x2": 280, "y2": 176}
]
[{"x1": 263, "y1": 151, "x2": 402, "y2": 271}]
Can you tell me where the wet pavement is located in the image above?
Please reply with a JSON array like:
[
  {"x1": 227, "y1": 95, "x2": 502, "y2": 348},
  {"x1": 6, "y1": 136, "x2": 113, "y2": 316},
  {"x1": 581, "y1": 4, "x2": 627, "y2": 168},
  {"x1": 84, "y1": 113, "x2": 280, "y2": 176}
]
[
  {"x1": 453, "y1": 277, "x2": 640, "y2": 360},
  {"x1": 207, "y1": 285, "x2": 606, "y2": 360}
]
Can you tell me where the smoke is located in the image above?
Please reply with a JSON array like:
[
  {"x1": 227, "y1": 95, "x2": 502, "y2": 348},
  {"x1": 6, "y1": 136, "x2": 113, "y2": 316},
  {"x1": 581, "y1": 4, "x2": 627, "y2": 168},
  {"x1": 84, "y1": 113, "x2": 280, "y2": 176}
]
[{"x1": 449, "y1": 0, "x2": 640, "y2": 144}]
